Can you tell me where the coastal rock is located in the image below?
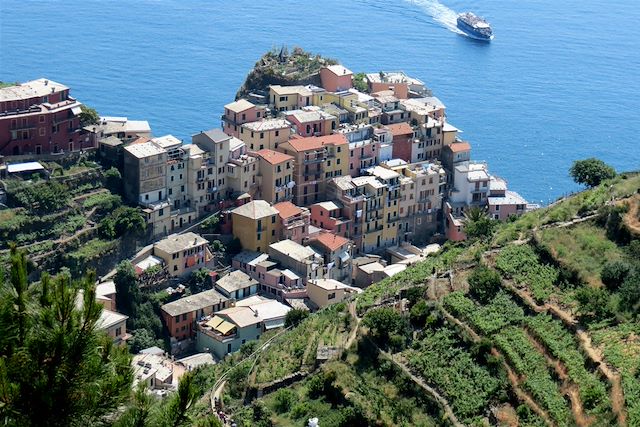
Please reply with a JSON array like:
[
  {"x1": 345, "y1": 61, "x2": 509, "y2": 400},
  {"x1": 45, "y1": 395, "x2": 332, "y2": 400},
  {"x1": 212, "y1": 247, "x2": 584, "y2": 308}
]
[{"x1": 235, "y1": 46, "x2": 337, "y2": 100}]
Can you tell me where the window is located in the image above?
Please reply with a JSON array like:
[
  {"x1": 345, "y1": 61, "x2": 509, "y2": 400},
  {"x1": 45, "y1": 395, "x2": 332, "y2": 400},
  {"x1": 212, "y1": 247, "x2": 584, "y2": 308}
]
[
  {"x1": 271, "y1": 215, "x2": 276, "y2": 223},
  {"x1": 260, "y1": 132, "x2": 264, "y2": 139},
  {"x1": 175, "y1": 316, "x2": 180, "y2": 323},
  {"x1": 328, "y1": 292, "x2": 336, "y2": 300},
  {"x1": 275, "y1": 130, "x2": 279, "y2": 137},
  {"x1": 271, "y1": 229, "x2": 275, "y2": 236},
  {"x1": 173, "y1": 265, "x2": 178, "y2": 271},
  {"x1": 182, "y1": 313, "x2": 187, "y2": 321},
  {"x1": 495, "y1": 205, "x2": 500, "y2": 211}
]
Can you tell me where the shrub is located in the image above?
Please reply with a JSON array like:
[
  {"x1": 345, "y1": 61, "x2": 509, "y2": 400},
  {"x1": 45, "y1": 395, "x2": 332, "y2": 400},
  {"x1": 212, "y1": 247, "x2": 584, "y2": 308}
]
[
  {"x1": 285, "y1": 308, "x2": 309, "y2": 328},
  {"x1": 601, "y1": 260, "x2": 632, "y2": 291},
  {"x1": 272, "y1": 388, "x2": 296, "y2": 414},
  {"x1": 362, "y1": 307, "x2": 410, "y2": 351},
  {"x1": 468, "y1": 266, "x2": 502, "y2": 304}
]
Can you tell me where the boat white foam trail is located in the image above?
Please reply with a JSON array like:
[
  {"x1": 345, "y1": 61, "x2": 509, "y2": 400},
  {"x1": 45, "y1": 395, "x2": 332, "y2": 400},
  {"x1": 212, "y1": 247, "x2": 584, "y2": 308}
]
[{"x1": 407, "y1": 0, "x2": 465, "y2": 35}]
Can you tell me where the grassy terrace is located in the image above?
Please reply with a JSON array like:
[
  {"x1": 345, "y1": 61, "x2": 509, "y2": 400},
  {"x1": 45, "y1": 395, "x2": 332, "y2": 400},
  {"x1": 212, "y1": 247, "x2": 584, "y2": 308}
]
[
  {"x1": 495, "y1": 244, "x2": 561, "y2": 303},
  {"x1": 356, "y1": 244, "x2": 466, "y2": 314},
  {"x1": 492, "y1": 172, "x2": 640, "y2": 246},
  {"x1": 537, "y1": 223, "x2": 625, "y2": 287},
  {"x1": 252, "y1": 303, "x2": 352, "y2": 385},
  {"x1": 591, "y1": 323, "x2": 640, "y2": 424}
]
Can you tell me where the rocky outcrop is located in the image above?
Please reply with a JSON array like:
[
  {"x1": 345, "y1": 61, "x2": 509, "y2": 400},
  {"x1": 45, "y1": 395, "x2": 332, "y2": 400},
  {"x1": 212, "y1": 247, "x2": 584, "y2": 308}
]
[{"x1": 235, "y1": 46, "x2": 337, "y2": 100}]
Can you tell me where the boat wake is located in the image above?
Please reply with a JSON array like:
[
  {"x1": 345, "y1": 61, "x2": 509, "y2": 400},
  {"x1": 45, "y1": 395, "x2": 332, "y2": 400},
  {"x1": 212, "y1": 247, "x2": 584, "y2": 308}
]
[{"x1": 406, "y1": 0, "x2": 466, "y2": 35}]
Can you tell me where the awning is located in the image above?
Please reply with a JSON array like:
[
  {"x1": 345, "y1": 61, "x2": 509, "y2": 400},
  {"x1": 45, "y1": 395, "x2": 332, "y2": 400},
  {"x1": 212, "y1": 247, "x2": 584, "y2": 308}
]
[
  {"x1": 214, "y1": 321, "x2": 235, "y2": 335},
  {"x1": 338, "y1": 251, "x2": 350, "y2": 263},
  {"x1": 206, "y1": 316, "x2": 225, "y2": 329},
  {"x1": 71, "y1": 106, "x2": 82, "y2": 115}
]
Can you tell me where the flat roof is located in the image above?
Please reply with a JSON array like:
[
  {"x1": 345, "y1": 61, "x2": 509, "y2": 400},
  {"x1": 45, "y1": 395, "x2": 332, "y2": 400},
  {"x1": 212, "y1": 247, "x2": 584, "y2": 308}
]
[
  {"x1": 366, "y1": 165, "x2": 400, "y2": 181},
  {"x1": 313, "y1": 201, "x2": 342, "y2": 211},
  {"x1": 96, "y1": 280, "x2": 116, "y2": 297},
  {"x1": 488, "y1": 190, "x2": 528, "y2": 206},
  {"x1": 286, "y1": 109, "x2": 336, "y2": 124},
  {"x1": 216, "y1": 270, "x2": 258, "y2": 293},
  {"x1": 269, "y1": 239, "x2": 317, "y2": 262},
  {"x1": 270, "y1": 85, "x2": 312, "y2": 97},
  {"x1": 233, "y1": 251, "x2": 269, "y2": 266},
  {"x1": 152, "y1": 134, "x2": 182, "y2": 150},
  {"x1": 154, "y1": 232, "x2": 208, "y2": 254},
  {"x1": 310, "y1": 279, "x2": 362, "y2": 292},
  {"x1": 0, "y1": 78, "x2": 68, "y2": 102},
  {"x1": 161, "y1": 289, "x2": 229, "y2": 317},
  {"x1": 352, "y1": 175, "x2": 385, "y2": 189},
  {"x1": 7, "y1": 161, "x2": 44, "y2": 173},
  {"x1": 194, "y1": 128, "x2": 230, "y2": 143},
  {"x1": 224, "y1": 99, "x2": 255, "y2": 113},
  {"x1": 242, "y1": 118, "x2": 290, "y2": 132},
  {"x1": 124, "y1": 141, "x2": 166, "y2": 159},
  {"x1": 96, "y1": 309, "x2": 128, "y2": 330}
]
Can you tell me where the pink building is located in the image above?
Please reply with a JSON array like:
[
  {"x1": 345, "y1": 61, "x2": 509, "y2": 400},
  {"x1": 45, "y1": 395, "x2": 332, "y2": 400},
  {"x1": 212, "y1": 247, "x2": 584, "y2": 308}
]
[
  {"x1": 222, "y1": 99, "x2": 264, "y2": 137},
  {"x1": 445, "y1": 202, "x2": 467, "y2": 242},
  {"x1": 309, "y1": 201, "x2": 351, "y2": 237},
  {"x1": 309, "y1": 232, "x2": 353, "y2": 283},
  {"x1": 387, "y1": 122, "x2": 415, "y2": 162},
  {"x1": 348, "y1": 139, "x2": 380, "y2": 177},
  {"x1": 285, "y1": 108, "x2": 337, "y2": 137},
  {"x1": 487, "y1": 177, "x2": 528, "y2": 220},
  {"x1": 320, "y1": 65, "x2": 353, "y2": 92},
  {"x1": 232, "y1": 251, "x2": 305, "y2": 300},
  {"x1": 273, "y1": 201, "x2": 310, "y2": 243}
]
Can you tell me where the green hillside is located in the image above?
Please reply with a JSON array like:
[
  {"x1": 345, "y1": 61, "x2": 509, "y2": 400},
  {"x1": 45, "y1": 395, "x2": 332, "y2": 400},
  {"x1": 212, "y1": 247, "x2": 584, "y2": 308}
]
[{"x1": 212, "y1": 172, "x2": 640, "y2": 427}]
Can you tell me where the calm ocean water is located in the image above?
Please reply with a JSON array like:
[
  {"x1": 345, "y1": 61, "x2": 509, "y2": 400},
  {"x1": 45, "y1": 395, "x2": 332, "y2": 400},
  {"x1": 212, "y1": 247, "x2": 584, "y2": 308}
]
[{"x1": 1, "y1": 0, "x2": 639, "y2": 204}]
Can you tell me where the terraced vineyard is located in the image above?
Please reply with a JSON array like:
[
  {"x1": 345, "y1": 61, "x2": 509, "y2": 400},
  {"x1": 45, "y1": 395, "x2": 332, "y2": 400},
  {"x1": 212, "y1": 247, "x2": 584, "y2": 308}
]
[{"x1": 218, "y1": 173, "x2": 640, "y2": 427}]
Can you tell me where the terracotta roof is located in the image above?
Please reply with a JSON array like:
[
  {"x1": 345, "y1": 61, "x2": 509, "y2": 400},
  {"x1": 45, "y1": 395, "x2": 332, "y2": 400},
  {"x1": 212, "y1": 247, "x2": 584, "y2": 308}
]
[
  {"x1": 386, "y1": 122, "x2": 414, "y2": 136},
  {"x1": 273, "y1": 201, "x2": 302, "y2": 219},
  {"x1": 313, "y1": 232, "x2": 350, "y2": 252},
  {"x1": 447, "y1": 142, "x2": 471, "y2": 153},
  {"x1": 286, "y1": 134, "x2": 348, "y2": 152},
  {"x1": 254, "y1": 149, "x2": 293, "y2": 165}
]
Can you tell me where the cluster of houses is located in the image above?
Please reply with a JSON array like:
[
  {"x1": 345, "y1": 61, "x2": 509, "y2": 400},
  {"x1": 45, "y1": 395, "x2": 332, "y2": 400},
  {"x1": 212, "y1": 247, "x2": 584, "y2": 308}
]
[{"x1": 1, "y1": 62, "x2": 535, "y2": 362}]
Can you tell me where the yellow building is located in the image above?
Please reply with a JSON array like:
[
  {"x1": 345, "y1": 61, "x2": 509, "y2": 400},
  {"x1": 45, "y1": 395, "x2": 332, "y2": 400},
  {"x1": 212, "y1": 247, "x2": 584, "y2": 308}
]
[
  {"x1": 231, "y1": 200, "x2": 280, "y2": 253},
  {"x1": 252, "y1": 149, "x2": 295, "y2": 203},
  {"x1": 239, "y1": 118, "x2": 292, "y2": 151},
  {"x1": 307, "y1": 279, "x2": 361, "y2": 309},
  {"x1": 153, "y1": 232, "x2": 211, "y2": 277},
  {"x1": 269, "y1": 85, "x2": 313, "y2": 112}
]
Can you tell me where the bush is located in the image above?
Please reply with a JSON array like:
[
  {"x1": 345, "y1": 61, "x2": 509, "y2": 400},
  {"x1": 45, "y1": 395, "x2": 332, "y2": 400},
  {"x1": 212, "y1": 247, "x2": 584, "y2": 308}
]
[
  {"x1": 601, "y1": 260, "x2": 632, "y2": 291},
  {"x1": 104, "y1": 167, "x2": 123, "y2": 195},
  {"x1": 409, "y1": 300, "x2": 429, "y2": 327},
  {"x1": 362, "y1": 307, "x2": 410, "y2": 351},
  {"x1": 272, "y1": 388, "x2": 296, "y2": 414},
  {"x1": 284, "y1": 308, "x2": 309, "y2": 328},
  {"x1": 575, "y1": 287, "x2": 612, "y2": 321},
  {"x1": 468, "y1": 266, "x2": 502, "y2": 304}
]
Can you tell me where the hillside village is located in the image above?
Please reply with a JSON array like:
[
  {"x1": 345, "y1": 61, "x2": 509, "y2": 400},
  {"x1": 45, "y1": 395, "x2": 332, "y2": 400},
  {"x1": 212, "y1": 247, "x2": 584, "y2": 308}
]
[{"x1": 5, "y1": 49, "x2": 638, "y2": 427}]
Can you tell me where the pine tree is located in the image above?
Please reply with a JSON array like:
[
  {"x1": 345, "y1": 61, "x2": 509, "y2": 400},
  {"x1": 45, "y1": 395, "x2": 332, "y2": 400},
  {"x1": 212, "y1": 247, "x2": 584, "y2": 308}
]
[{"x1": 0, "y1": 246, "x2": 133, "y2": 426}]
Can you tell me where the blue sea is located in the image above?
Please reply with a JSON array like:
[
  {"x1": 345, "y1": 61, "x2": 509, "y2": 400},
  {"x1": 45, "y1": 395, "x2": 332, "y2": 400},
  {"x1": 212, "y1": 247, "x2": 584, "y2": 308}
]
[{"x1": 1, "y1": 0, "x2": 639, "y2": 204}]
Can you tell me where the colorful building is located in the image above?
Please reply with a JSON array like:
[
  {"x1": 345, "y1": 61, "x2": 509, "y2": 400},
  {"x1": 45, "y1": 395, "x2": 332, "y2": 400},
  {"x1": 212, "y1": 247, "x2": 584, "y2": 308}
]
[
  {"x1": 252, "y1": 149, "x2": 295, "y2": 203},
  {"x1": 239, "y1": 118, "x2": 291, "y2": 151},
  {"x1": 278, "y1": 134, "x2": 349, "y2": 206},
  {"x1": 0, "y1": 79, "x2": 88, "y2": 156},
  {"x1": 273, "y1": 201, "x2": 310, "y2": 244},
  {"x1": 231, "y1": 200, "x2": 279, "y2": 252},
  {"x1": 319, "y1": 65, "x2": 353, "y2": 92}
]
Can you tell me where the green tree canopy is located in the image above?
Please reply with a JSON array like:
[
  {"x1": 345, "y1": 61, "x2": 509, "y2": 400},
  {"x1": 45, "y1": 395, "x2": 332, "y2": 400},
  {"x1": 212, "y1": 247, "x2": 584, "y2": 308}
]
[
  {"x1": 464, "y1": 207, "x2": 497, "y2": 240},
  {"x1": 114, "y1": 260, "x2": 140, "y2": 317},
  {"x1": 79, "y1": 105, "x2": 100, "y2": 127},
  {"x1": 284, "y1": 308, "x2": 309, "y2": 328},
  {"x1": 362, "y1": 307, "x2": 410, "y2": 351},
  {"x1": 100, "y1": 206, "x2": 147, "y2": 239},
  {"x1": 104, "y1": 167, "x2": 124, "y2": 195},
  {"x1": 569, "y1": 158, "x2": 616, "y2": 187},
  {"x1": 468, "y1": 265, "x2": 502, "y2": 304},
  {"x1": 0, "y1": 247, "x2": 132, "y2": 426}
]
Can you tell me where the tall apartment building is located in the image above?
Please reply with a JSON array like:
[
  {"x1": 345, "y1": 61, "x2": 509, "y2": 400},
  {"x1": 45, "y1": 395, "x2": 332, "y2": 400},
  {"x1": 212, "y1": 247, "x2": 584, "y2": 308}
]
[
  {"x1": 269, "y1": 85, "x2": 313, "y2": 112},
  {"x1": 278, "y1": 134, "x2": 349, "y2": 206},
  {"x1": 192, "y1": 129, "x2": 236, "y2": 202},
  {"x1": 0, "y1": 79, "x2": 88, "y2": 156},
  {"x1": 251, "y1": 149, "x2": 294, "y2": 204},
  {"x1": 231, "y1": 200, "x2": 280, "y2": 253},
  {"x1": 383, "y1": 160, "x2": 446, "y2": 243}
]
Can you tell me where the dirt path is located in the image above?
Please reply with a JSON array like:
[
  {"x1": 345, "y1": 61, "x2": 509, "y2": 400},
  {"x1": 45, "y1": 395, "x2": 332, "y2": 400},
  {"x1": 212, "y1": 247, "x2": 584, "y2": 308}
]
[
  {"x1": 376, "y1": 347, "x2": 465, "y2": 427},
  {"x1": 500, "y1": 277, "x2": 627, "y2": 426},
  {"x1": 501, "y1": 359, "x2": 554, "y2": 427},
  {"x1": 524, "y1": 329, "x2": 592, "y2": 427},
  {"x1": 345, "y1": 301, "x2": 361, "y2": 349},
  {"x1": 576, "y1": 329, "x2": 627, "y2": 426}
]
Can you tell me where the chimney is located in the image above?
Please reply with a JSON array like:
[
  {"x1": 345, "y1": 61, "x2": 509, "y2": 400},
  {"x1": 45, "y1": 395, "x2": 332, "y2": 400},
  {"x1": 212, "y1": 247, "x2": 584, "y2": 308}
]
[
  {"x1": 44, "y1": 80, "x2": 48, "y2": 85},
  {"x1": 254, "y1": 309, "x2": 259, "y2": 317}
]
